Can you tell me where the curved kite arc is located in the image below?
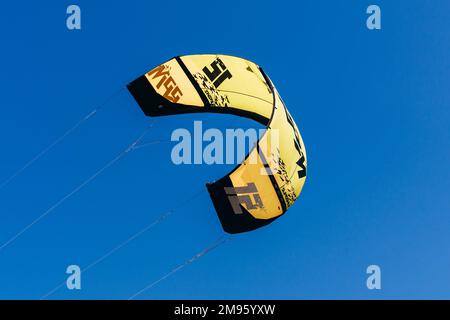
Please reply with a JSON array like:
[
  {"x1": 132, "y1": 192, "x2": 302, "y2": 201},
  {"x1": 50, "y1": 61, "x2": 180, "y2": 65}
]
[{"x1": 127, "y1": 54, "x2": 307, "y2": 233}]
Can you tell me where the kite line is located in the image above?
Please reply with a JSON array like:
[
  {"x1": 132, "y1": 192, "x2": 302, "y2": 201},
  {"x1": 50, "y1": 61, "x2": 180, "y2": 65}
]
[
  {"x1": 128, "y1": 235, "x2": 232, "y2": 300},
  {"x1": 40, "y1": 188, "x2": 206, "y2": 299},
  {"x1": 0, "y1": 87, "x2": 126, "y2": 192},
  {"x1": 0, "y1": 124, "x2": 157, "y2": 253}
]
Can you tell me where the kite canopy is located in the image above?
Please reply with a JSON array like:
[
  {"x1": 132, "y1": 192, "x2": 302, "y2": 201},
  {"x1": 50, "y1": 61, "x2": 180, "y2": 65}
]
[{"x1": 127, "y1": 54, "x2": 307, "y2": 233}]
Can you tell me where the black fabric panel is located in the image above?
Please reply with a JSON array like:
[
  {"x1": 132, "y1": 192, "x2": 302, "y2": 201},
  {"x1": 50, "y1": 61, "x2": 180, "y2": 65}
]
[
  {"x1": 206, "y1": 177, "x2": 278, "y2": 234},
  {"x1": 126, "y1": 75, "x2": 202, "y2": 117}
]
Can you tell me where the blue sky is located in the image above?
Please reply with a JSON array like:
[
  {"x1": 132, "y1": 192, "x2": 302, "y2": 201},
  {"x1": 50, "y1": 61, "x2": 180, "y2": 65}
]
[{"x1": 0, "y1": 0, "x2": 449, "y2": 299}]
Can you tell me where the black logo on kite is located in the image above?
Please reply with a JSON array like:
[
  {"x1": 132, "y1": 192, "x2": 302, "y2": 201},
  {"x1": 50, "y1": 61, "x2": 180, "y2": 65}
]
[
  {"x1": 224, "y1": 183, "x2": 264, "y2": 214},
  {"x1": 202, "y1": 58, "x2": 232, "y2": 88},
  {"x1": 296, "y1": 152, "x2": 306, "y2": 179},
  {"x1": 285, "y1": 107, "x2": 306, "y2": 179}
]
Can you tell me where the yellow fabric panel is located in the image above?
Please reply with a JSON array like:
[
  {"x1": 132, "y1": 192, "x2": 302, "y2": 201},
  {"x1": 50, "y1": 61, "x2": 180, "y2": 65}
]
[
  {"x1": 180, "y1": 55, "x2": 273, "y2": 120},
  {"x1": 228, "y1": 88, "x2": 307, "y2": 218},
  {"x1": 266, "y1": 90, "x2": 307, "y2": 208},
  {"x1": 144, "y1": 58, "x2": 204, "y2": 107},
  {"x1": 229, "y1": 151, "x2": 283, "y2": 219}
]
